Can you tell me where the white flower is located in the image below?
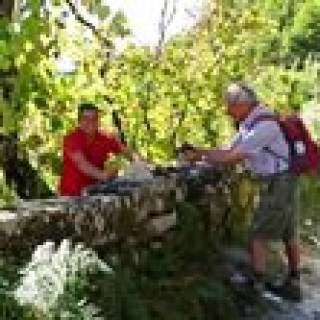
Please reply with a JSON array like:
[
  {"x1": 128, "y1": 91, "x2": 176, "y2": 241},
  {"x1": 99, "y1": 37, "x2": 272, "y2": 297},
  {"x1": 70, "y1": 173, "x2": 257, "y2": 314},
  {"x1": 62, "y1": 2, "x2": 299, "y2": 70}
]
[{"x1": 14, "y1": 239, "x2": 113, "y2": 318}]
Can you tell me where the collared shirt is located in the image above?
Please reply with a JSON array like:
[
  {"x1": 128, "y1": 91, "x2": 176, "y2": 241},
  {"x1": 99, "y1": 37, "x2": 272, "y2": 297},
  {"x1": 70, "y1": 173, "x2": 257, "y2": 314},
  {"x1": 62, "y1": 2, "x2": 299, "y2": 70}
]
[
  {"x1": 230, "y1": 105, "x2": 289, "y2": 176},
  {"x1": 60, "y1": 128, "x2": 123, "y2": 196}
]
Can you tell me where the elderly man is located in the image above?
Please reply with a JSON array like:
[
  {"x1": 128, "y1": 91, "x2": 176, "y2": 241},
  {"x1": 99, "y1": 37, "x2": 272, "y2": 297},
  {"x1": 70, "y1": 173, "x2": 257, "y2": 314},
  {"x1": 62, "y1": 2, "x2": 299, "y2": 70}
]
[
  {"x1": 197, "y1": 83, "x2": 301, "y2": 297},
  {"x1": 59, "y1": 103, "x2": 141, "y2": 196}
]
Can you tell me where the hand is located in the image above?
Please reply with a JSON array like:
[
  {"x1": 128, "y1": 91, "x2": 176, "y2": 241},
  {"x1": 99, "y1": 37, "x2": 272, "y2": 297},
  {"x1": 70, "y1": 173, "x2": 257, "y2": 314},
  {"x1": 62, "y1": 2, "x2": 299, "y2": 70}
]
[
  {"x1": 132, "y1": 152, "x2": 145, "y2": 163},
  {"x1": 132, "y1": 153, "x2": 152, "y2": 166},
  {"x1": 202, "y1": 149, "x2": 217, "y2": 163},
  {"x1": 100, "y1": 168, "x2": 118, "y2": 180}
]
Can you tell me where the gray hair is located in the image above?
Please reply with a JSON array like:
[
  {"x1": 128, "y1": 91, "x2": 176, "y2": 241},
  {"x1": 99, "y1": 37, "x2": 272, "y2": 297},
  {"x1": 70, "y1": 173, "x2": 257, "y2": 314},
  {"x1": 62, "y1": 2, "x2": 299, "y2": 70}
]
[{"x1": 225, "y1": 82, "x2": 258, "y2": 106}]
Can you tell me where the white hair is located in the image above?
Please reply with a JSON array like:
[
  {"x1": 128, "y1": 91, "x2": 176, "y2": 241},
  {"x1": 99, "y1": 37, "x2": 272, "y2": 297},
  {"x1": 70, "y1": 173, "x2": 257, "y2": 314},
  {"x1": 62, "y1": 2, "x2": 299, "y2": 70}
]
[{"x1": 225, "y1": 82, "x2": 258, "y2": 106}]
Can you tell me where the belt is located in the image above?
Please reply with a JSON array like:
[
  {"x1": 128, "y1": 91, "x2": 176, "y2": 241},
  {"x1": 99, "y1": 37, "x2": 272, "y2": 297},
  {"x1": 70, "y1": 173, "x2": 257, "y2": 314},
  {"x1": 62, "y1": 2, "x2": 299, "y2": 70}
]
[{"x1": 252, "y1": 170, "x2": 291, "y2": 182}]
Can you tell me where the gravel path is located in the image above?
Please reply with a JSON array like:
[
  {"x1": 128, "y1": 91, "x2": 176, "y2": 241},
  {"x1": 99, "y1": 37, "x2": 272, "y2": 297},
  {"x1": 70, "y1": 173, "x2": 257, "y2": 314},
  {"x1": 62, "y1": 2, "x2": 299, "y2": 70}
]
[{"x1": 263, "y1": 256, "x2": 320, "y2": 320}]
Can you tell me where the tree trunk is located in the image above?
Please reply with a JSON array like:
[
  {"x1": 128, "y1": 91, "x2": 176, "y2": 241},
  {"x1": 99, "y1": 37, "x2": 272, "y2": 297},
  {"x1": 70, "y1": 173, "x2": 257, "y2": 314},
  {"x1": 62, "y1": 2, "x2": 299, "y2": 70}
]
[
  {"x1": 0, "y1": 134, "x2": 54, "y2": 199},
  {"x1": 0, "y1": 1, "x2": 53, "y2": 200},
  {"x1": 0, "y1": 0, "x2": 15, "y2": 18}
]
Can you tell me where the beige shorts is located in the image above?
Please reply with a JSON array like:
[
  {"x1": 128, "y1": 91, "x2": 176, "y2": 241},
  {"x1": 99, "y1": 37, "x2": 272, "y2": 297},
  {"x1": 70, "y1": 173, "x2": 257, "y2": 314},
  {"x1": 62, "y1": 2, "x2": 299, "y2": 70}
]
[{"x1": 248, "y1": 173, "x2": 298, "y2": 241}]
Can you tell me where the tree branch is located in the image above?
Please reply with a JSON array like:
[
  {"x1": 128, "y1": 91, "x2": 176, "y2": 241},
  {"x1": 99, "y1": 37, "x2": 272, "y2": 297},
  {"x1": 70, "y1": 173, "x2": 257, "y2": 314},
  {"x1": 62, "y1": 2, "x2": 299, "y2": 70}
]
[
  {"x1": 111, "y1": 110, "x2": 126, "y2": 144},
  {"x1": 103, "y1": 96, "x2": 126, "y2": 144},
  {"x1": 64, "y1": 0, "x2": 113, "y2": 48},
  {"x1": 170, "y1": 107, "x2": 187, "y2": 148},
  {"x1": 156, "y1": 0, "x2": 177, "y2": 59}
]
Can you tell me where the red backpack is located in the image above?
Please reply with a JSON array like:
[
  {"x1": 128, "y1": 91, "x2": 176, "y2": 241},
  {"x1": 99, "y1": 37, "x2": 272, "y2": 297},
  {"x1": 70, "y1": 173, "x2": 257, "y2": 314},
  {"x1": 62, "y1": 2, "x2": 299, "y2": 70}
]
[{"x1": 249, "y1": 114, "x2": 319, "y2": 175}]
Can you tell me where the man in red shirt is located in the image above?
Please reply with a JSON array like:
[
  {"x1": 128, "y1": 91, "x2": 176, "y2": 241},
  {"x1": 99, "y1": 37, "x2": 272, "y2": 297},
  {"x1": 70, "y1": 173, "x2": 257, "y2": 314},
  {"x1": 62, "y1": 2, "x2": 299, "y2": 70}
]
[{"x1": 59, "y1": 103, "x2": 141, "y2": 196}]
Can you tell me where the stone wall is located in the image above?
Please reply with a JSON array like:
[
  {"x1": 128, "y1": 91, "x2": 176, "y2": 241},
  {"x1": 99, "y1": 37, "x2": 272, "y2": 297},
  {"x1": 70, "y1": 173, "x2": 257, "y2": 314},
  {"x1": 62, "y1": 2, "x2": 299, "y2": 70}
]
[{"x1": 0, "y1": 166, "x2": 256, "y2": 259}]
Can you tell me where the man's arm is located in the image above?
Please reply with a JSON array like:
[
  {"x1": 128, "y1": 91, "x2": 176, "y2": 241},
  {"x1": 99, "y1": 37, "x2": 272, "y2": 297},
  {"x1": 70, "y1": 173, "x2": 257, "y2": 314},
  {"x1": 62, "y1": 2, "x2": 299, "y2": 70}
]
[
  {"x1": 205, "y1": 148, "x2": 246, "y2": 164},
  {"x1": 201, "y1": 120, "x2": 281, "y2": 165},
  {"x1": 70, "y1": 151, "x2": 117, "y2": 180},
  {"x1": 191, "y1": 143, "x2": 245, "y2": 165}
]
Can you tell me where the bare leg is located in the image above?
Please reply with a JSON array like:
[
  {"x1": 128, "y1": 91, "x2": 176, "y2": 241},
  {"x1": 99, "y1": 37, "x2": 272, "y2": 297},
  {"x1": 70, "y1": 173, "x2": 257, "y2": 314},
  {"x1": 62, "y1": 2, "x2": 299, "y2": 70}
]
[
  {"x1": 284, "y1": 238, "x2": 300, "y2": 276},
  {"x1": 249, "y1": 238, "x2": 268, "y2": 276}
]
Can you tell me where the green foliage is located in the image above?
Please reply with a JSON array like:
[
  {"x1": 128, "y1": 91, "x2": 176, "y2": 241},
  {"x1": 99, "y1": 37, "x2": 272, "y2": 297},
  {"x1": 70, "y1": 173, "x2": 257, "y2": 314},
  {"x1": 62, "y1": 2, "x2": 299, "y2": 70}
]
[
  {"x1": 0, "y1": 257, "x2": 37, "y2": 320},
  {"x1": 1, "y1": 0, "x2": 319, "y2": 200},
  {"x1": 0, "y1": 241, "x2": 236, "y2": 320},
  {"x1": 0, "y1": 1, "x2": 319, "y2": 318},
  {"x1": 0, "y1": 170, "x2": 17, "y2": 208},
  {"x1": 299, "y1": 174, "x2": 320, "y2": 247},
  {"x1": 286, "y1": 0, "x2": 320, "y2": 61},
  {"x1": 0, "y1": 0, "x2": 132, "y2": 196}
]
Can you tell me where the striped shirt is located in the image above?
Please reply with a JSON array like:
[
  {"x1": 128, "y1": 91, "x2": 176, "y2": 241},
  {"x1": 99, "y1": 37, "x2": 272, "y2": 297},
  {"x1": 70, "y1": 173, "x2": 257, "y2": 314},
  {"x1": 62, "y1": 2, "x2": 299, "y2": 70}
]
[{"x1": 230, "y1": 105, "x2": 289, "y2": 176}]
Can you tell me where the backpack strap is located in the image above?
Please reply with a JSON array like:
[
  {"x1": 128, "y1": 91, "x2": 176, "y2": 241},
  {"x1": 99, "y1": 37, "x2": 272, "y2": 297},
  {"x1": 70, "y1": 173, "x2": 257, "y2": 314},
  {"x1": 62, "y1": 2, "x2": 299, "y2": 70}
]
[
  {"x1": 246, "y1": 114, "x2": 289, "y2": 163},
  {"x1": 246, "y1": 114, "x2": 278, "y2": 130}
]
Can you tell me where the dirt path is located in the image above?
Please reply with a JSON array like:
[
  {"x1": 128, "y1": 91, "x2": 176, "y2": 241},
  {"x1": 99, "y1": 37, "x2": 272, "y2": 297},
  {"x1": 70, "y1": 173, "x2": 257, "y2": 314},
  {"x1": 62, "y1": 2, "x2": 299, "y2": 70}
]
[{"x1": 263, "y1": 254, "x2": 320, "y2": 320}]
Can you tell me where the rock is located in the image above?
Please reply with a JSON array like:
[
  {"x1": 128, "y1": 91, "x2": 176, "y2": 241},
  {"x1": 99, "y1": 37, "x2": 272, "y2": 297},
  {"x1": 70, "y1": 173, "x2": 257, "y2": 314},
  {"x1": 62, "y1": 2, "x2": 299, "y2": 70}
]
[{"x1": 0, "y1": 166, "x2": 255, "y2": 258}]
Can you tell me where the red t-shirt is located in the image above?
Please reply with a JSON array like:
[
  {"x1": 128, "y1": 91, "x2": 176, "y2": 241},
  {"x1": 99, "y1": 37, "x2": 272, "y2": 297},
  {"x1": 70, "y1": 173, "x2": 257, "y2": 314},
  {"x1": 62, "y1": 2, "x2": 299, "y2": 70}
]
[{"x1": 59, "y1": 128, "x2": 123, "y2": 196}]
